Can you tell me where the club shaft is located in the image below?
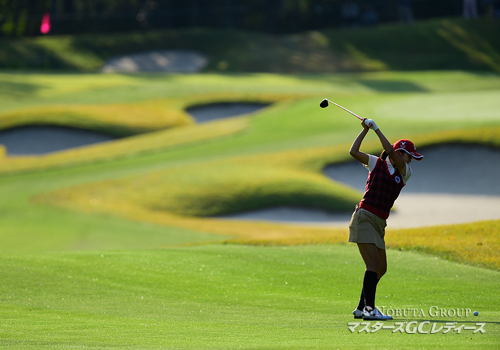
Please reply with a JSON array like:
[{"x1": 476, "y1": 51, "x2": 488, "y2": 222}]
[{"x1": 326, "y1": 99, "x2": 363, "y2": 120}]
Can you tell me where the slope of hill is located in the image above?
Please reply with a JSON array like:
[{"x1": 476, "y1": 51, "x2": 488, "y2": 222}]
[{"x1": 1, "y1": 18, "x2": 499, "y2": 73}]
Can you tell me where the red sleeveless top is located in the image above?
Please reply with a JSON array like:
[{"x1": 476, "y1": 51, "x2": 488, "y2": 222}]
[{"x1": 359, "y1": 158, "x2": 405, "y2": 219}]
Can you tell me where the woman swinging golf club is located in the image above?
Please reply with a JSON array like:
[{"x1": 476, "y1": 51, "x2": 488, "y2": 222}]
[{"x1": 349, "y1": 117, "x2": 423, "y2": 320}]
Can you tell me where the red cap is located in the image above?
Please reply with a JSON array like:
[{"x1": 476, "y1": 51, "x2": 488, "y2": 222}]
[{"x1": 393, "y1": 139, "x2": 423, "y2": 160}]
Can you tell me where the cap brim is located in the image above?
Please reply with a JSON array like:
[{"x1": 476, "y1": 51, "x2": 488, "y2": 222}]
[
  {"x1": 397, "y1": 148, "x2": 424, "y2": 161},
  {"x1": 410, "y1": 152, "x2": 424, "y2": 161}
]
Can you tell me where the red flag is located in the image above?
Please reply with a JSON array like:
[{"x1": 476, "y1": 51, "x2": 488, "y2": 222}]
[{"x1": 40, "y1": 13, "x2": 51, "y2": 34}]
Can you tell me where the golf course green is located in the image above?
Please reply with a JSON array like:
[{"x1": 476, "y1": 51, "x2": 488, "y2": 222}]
[{"x1": 0, "y1": 18, "x2": 499, "y2": 349}]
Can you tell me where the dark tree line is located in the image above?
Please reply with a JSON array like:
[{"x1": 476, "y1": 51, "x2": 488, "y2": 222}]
[{"x1": 0, "y1": 0, "x2": 483, "y2": 37}]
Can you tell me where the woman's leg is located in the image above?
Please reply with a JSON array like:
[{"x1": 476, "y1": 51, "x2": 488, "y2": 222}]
[
  {"x1": 357, "y1": 243, "x2": 384, "y2": 310},
  {"x1": 377, "y1": 246, "x2": 387, "y2": 280},
  {"x1": 357, "y1": 243, "x2": 380, "y2": 272},
  {"x1": 356, "y1": 245, "x2": 388, "y2": 310}
]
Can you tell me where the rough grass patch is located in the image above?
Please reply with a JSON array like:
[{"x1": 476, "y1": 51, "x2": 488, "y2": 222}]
[
  {"x1": 387, "y1": 220, "x2": 500, "y2": 271},
  {"x1": 0, "y1": 101, "x2": 192, "y2": 135},
  {"x1": 0, "y1": 118, "x2": 249, "y2": 174}
]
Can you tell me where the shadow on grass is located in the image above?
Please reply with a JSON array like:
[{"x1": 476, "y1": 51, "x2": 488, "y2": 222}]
[
  {"x1": 0, "y1": 40, "x2": 74, "y2": 70},
  {"x1": 0, "y1": 80, "x2": 46, "y2": 96},
  {"x1": 355, "y1": 79, "x2": 429, "y2": 92}
]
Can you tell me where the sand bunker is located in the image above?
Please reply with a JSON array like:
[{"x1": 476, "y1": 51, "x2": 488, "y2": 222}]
[
  {"x1": 101, "y1": 50, "x2": 208, "y2": 73},
  {"x1": 0, "y1": 126, "x2": 116, "y2": 156},
  {"x1": 224, "y1": 144, "x2": 500, "y2": 228},
  {"x1": 0, "y1": 103, "x2": 267, "y2": 156},
  {"x1": 2, "y1": 118, "x2": 498, "y2": 229},
  {"x1": 186, "y1": 103, "x2": 269, "y2": 123}
]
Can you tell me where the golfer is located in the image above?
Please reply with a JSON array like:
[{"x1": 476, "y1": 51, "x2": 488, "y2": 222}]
[{"x1": 349, "y1": 117, "x2": 423, "y2": 320}]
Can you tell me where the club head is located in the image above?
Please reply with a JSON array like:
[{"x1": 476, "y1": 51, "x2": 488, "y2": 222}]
[{"x1": 319, "y1": 99, "x2": 329, "y2": 108}]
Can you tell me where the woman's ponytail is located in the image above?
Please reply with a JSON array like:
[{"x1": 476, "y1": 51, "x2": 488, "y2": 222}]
[{"x1": 380, "y1": 150, "x2": 388, "y2": 160}]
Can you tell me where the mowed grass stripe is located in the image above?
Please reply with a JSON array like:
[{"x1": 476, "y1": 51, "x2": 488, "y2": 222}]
[{"x1": 0, "y1": 245, "x2": 498, "y2": 349}]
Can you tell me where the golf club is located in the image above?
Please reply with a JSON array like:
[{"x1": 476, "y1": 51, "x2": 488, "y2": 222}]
[
  {"x1": 320, "y1": 98, "x2": 363, "y2": 120},
  {"x1": 320, "y1": 98, "x2": 374, "y2": 128}
]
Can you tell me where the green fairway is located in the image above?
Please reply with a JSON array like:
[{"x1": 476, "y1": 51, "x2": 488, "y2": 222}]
[
  {"x1": 0, "y1": 245, "x2": 498, "y2": 349},
  {"x1": 0, "y1": 70, "x2": 499, "y2": 260},
  {"x1": 1, "y1": 8, "x2": 500, "y2": 349},
  {"x1": 1, "y1": 22, "x2": 500, "y2": 348},
  {"x1": 2, "y1": 70, "x2": 500, "y2": 175}
]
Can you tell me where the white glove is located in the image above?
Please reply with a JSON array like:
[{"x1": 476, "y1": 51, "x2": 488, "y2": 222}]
[{"x1": 364, "y1": 119, "x2": 379, "y2": 131}]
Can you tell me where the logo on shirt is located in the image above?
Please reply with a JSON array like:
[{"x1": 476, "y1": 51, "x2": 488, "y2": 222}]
[{"x1": 395, "y1": 176, "x2": 401, "y2": 184}]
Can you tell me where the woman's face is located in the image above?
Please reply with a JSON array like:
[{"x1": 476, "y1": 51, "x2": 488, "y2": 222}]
[{"x1": 399, "y1": 151, "x2": 412, "y2": 164}]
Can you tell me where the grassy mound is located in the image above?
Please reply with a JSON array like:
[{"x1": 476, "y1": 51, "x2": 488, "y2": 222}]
[
  {"x1": 0, "y1": 100, "x2": 192, "y2": 136},
  {"x1": 31, "y1": 123, "x2": 500, "y2": 270}
]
